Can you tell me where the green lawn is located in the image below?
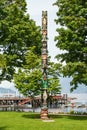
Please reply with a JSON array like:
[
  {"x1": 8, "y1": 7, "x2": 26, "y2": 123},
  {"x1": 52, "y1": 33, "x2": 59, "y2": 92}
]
[{"x1": 0, "y1": 112, "x2": 87, "y2": 130}]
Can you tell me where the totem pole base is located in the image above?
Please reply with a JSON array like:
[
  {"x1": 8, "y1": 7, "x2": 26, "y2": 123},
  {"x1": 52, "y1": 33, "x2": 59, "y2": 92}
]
[{"x1": 40, "y1": 108, "x2": 48, "y2": 120}]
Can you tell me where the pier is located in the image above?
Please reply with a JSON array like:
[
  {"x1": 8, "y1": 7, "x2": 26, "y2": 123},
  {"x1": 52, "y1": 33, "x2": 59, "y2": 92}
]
[{"x1": 0, "y1": 94, "x2": 68, "y2": 111}]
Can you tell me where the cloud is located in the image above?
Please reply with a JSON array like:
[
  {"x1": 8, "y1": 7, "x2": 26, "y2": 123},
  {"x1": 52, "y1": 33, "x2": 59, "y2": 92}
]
[
  {"x1": 0, "y1": 80, "x2": 14, "y2": 89},
  {"x1": 26, "y1": 0, "x2": 56, "y2": 16}
]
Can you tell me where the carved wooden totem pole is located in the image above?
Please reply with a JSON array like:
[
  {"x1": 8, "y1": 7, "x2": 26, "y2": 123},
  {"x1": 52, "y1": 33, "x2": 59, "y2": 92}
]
[{"x1": 40, "y1": 11, "x2": 48, "y2": 119}]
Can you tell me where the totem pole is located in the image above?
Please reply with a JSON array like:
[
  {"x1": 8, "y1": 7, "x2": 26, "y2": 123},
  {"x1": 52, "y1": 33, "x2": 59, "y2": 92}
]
[{"x1": 40, "y1": 11, "x2": 48, "y2": 119}]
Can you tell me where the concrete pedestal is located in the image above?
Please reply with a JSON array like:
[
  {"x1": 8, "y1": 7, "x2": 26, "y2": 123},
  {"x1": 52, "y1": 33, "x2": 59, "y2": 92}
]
[{"x1": 40, "y1": 108, "x2": 48, "y2": 119}]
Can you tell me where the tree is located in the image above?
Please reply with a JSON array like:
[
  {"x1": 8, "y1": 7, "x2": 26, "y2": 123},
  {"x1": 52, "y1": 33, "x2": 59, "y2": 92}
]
[
  {"x1": 14, "y1": 47, "x2": 61, "y2": 97},
  {"x1": 47, "y1": 60, "x2": 61, "y2": 95},
  {"x1": 14, "y1": 46, "x2": 42, "y2": 97},
  {"x1": 0, "y1": 54, "x2": 6, "y2": 69},
  {"x1": 54, "y1": 0, "x2": 87, "y2": 91},
  {"x1": 0, "y1": 0, "x2": 41, "y2": 81}
]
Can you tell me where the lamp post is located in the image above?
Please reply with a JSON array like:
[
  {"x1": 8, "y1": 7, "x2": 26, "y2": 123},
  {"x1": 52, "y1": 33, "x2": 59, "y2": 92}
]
[{"x1": 40, "y1": 11, "x2": 48, "y2": 119}]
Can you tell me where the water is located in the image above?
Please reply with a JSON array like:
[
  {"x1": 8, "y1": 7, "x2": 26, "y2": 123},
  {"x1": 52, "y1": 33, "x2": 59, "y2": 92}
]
[
  {"x1": 0, "y1": 105, "x2": 87, "y2": 114},
  {"x1": 63, "y1": 107, "x2": 87, "y2": 114},
  {"x1": 22, "y1": 106, "x2": 87, "y2": 114}
]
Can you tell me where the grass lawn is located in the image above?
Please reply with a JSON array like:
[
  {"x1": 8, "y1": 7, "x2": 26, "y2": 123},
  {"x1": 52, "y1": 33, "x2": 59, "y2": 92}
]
[{"x1": 0, "y1": 112, "x2": 87, "y2": 130}]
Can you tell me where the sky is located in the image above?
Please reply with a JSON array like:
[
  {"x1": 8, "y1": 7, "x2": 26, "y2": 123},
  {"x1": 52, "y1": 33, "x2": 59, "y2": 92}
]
[{"x1": 0, "y1": 0, "x2": 87, "y2": 95}]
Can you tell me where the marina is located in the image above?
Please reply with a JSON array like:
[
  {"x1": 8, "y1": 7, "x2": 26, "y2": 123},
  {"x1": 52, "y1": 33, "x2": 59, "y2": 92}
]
[{"x1": 0, "y1": 93, "x2": 87, "y2": 114}]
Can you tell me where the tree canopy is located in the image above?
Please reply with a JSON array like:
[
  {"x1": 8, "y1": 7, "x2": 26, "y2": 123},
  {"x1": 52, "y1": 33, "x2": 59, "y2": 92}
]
[
  {"x1": 0, "y1": 0, "x2": 41, "y2": 81},
  {"x1": 14, "y1": 46, "x2": 41, "y2": 97},
  {"x1": 54, "y1": 0, "x2": 87, "y2": 91}
]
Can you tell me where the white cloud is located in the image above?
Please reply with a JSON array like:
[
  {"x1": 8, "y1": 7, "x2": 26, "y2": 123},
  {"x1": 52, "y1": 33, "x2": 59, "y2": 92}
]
[
  {"x1": 0, "y1": 80, "x2": 14, "y2": 89},
  {"x1": 26, "y1": 0, "x2": 56, "y2": 15}
]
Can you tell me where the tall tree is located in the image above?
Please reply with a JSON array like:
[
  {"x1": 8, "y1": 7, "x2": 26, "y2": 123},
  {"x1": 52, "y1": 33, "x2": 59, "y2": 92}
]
[
  {"x1": 14, "y1": 46, "x2": 42, "y2": 97},
  {"x1": 54, "y1": 0, "x2": 87, "y2": 91},
  {"x1": 0, "y1": 0, "x2": 41, "y2": 81}
]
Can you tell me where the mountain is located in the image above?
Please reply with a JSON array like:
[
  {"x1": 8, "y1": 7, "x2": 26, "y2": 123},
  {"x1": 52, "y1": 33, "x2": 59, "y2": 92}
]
[
  {"x1": 60, "y1": 77, "x2": 87, "y2": 94},
  {"x1": 0, "y1": 87, "x2": 16, "y2": 94}
]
